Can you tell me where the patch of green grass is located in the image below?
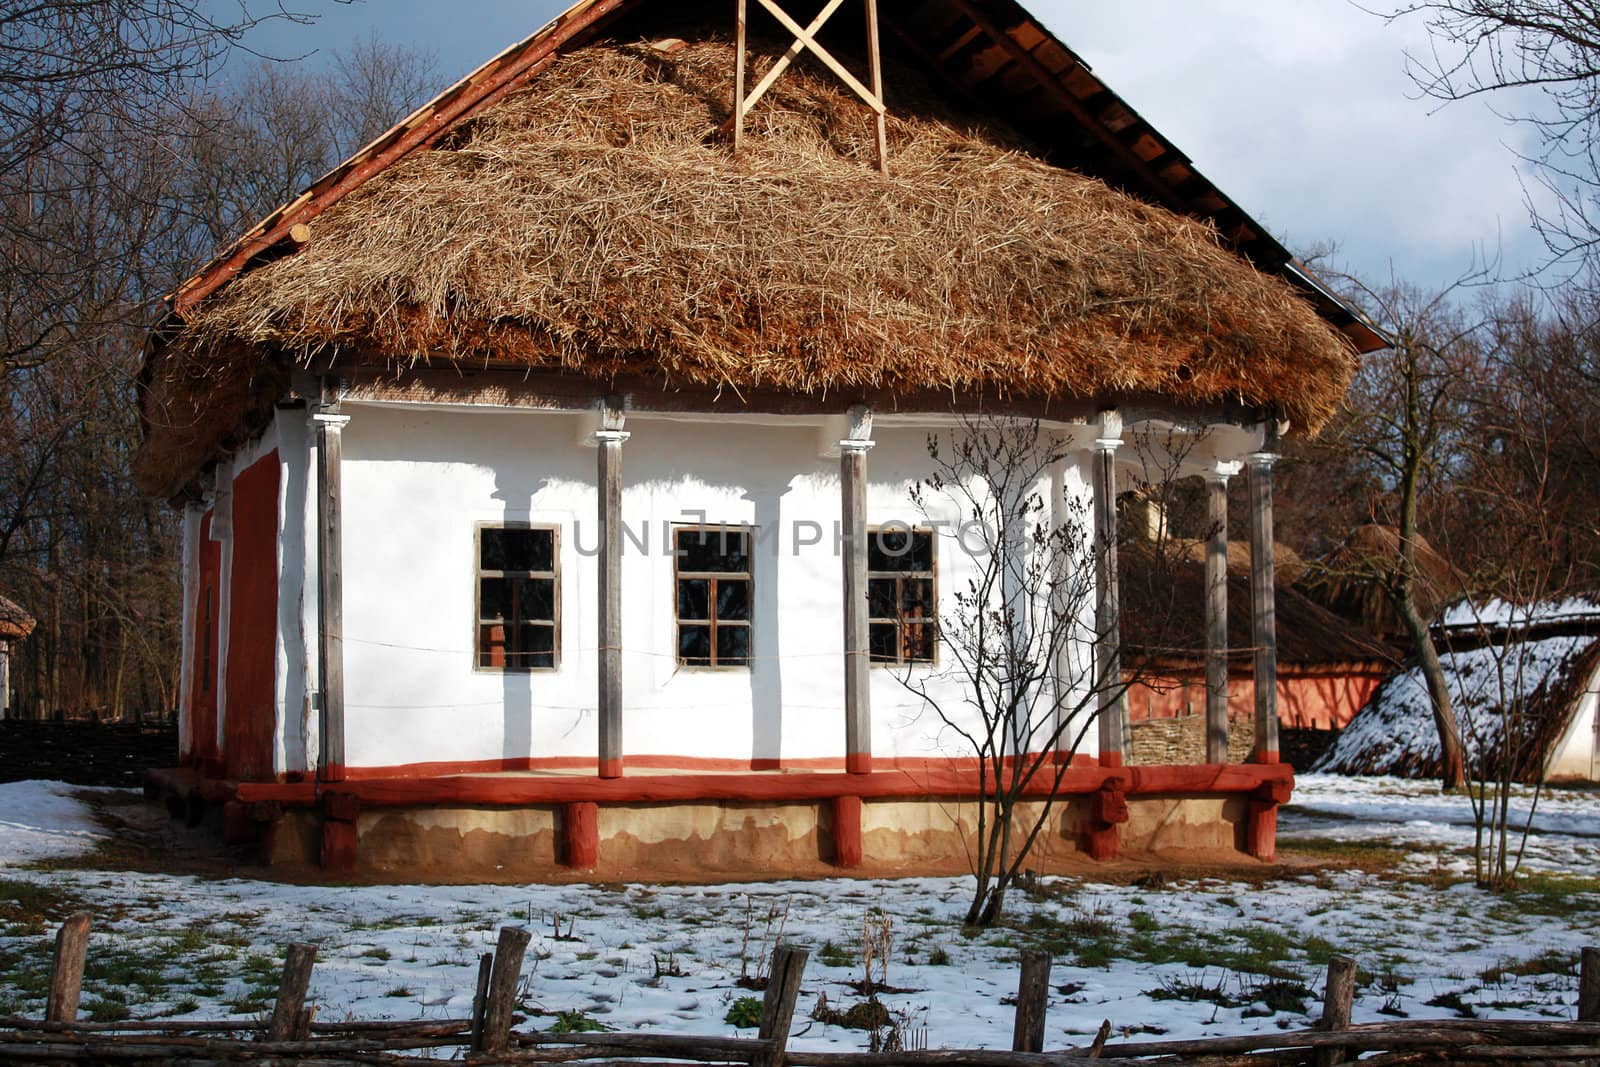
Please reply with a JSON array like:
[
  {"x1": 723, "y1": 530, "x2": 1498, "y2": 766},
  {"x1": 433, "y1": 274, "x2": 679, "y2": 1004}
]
[
  {"x1": 926, "y1": 945, "x2": 951, "y2": 966},
  {"x1": 1498, "y1": 873, "x2": 1600, "y2": 918},
  {"x1": 724, "y1": 995, "x2": 763, "y2": 1028},
  {"x1": 359, "y1": 946, "x2": 392, "y2": 962},
  {"x1": 1480, "y1": 949, "x2": 1575, "y2": 984},
  {"x1": 84, "y1": 997, "x2": 132, "y2": 1022},
  {"x1": 1425, "y1": 989, "x2": 1478, "y2": 1018},
  {"x1": 1277, "y1": 838, "x2": 1409, "y2": 869},
  {"x1": 818, "y1": 940, "x2": 854, "y2": 968},
  {"x1": 548, "y1": 1010, "x2": 607, "y2": 1033},
  {"x1": 384, "y1": 985, "x2": 413, "y2": 998},
  {"x1": 0, "y1": 880, "x2": 83, "y2": 936}
]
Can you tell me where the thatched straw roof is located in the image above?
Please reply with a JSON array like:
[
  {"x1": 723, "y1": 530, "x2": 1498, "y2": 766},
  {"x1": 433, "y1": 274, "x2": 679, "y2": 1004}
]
[
  {"x1": 1120, "y1": 541, "x2": 1396, "y2": 668},
  {"x1": 0, "y1": 595, "x2": 35, "y2": 642},
  {"x1": 138, "y1": 32, "x2": 1363, "y2": 496},
  {"x1": 1302, "y1": 524, "x2": 1462, "y2": 639}
]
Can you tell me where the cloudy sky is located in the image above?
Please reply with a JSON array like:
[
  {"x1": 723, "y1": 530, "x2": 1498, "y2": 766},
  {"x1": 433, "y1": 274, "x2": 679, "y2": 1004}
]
[{"x1": 234, "y1": 0, "x2": 1550, "y2": 291}]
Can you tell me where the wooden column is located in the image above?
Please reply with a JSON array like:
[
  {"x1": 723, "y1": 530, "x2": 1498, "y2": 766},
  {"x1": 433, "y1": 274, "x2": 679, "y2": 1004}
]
[
  {"x1": 1248, "y1": 430, "x2": 1280, "y2": 764},
  {"x1": 840, "y1": 431, "x2": 874, "y2": 775},
  {"x1": 0, "y1": 641, "x2": 9, "y2": 720},
  {"x1": 1092, "y1": 417, "x2": 1126, "y2": 767},
  {"x1": 596, "y1": 409, "x2": 629, "y2": 781},
  {"x1": 313, "y1": 391, "x2": 350, "y2": 784},
  {"x1": 1204, "y1": 469, "x2": 1231, "y2": 764}
]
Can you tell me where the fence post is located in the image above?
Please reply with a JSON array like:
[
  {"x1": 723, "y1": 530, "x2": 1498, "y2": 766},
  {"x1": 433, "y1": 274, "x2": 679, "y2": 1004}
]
[
  {"x1": 476, "y1": 926, "x2": 532, "y2": 1054},
  {"x1": 1012, "y1": 950, "x2": 1051, "y2": 1053},
  {"x1": 45, "y1": 912, "x2": 92, "y2": 1025},
  {"x1": 1317, "y1": 954, "x2": 1358, "y2": 1067},
  {"x1": 267, "y1": 943, "x2": 317, "y2": 1042},
  {"x1": 469, "y1": 952, "x2": 494, "y2": 1051},
  {"x1": 756, "y1": 944, "x2": 808, "y2": 1067},
  {"x1": 1581, "y1": 946, "x2": 1600, "y2": 1022}
]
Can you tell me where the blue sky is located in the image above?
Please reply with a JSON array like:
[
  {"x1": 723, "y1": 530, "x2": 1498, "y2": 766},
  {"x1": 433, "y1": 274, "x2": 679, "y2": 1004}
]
[{"x1": 223, "y1": 0, "x2": 1549, "y2": 293}]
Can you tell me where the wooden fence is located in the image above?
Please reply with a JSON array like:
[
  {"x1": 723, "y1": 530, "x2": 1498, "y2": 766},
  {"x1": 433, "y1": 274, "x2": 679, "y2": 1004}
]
[{"x1": 2, "y1": 914, "x2": 1598, "y2": 1064}]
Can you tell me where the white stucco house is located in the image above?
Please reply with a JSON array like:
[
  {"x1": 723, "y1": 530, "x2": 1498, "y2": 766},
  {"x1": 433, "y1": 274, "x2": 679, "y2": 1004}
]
[{"x1": 137, "y1": 0, "x2": 1384, "y2": 878}]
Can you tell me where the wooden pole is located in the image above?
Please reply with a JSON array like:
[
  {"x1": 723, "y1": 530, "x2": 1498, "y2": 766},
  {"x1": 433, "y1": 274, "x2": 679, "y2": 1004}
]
[
  {"x1": 733, "y1": 0, "x2": 747, "y2": 156},
  {"x1": 469, "y1": 952, "x2": 494, "y2": 1050},
  {"x1": 314, "y1": 382, "x2": 349, "y2": 783},
  {"x1": 1011, "y1": 950, "x2": 1051, "y2": 1053},
  {"x1": 477, "y1": 926, "x2": 532, "y2": 1054},
  {"x1": 756, "y1": 945, "x2": 809, "y2": 1067},
  {"x1": 1092, "y1": 416, "x2": 1126, "y2": 767},
  {"x1": 1317, "y1": 954, "x2": 1359, "y2": 1067},
  {"x1": 864, "y1": 0, "x2": 888, "y2": 175},
  {"x1": 267, "y1": 943, "x2": 317, "y2": 1042},
  {"x1": 1580, "y1": 946, "x2": 1600, "y2": 1022},
  {"x1": 596, "y1": 411, "x2": 628, "y2": 780},
  {"x1": 1248, "y1": 427, "x2": 1280, "y2": 765},
  {"x1": 0, "y1": 641, "x2": 10, "y2": 720},
  {"x1": 46, "y1": 912, "x2": 92, "y2": 1025},
  {"x1": 841, "y1": 435, "x2": 873, "y2": 775},
  {"x1": 1204, "y1": 470, "x2": 1231, "y2": 764}
]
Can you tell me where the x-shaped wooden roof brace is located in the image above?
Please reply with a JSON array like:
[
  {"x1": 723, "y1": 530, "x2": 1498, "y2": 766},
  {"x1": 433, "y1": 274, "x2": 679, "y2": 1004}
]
[{"x1": 732, "y1": 0, "x2": 889, "y2": 174}]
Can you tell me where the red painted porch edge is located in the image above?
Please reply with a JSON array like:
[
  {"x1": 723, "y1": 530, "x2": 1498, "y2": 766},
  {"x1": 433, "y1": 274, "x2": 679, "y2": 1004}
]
[{"x1": 229, "y1": 763, "x2": 1293, "y2": 808}]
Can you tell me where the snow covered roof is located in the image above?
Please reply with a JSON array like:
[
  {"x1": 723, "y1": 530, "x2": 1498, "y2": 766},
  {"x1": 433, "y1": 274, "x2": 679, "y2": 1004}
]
[{"x1": 1314, "y1": 632, "x2": 1599, "y2": 782}]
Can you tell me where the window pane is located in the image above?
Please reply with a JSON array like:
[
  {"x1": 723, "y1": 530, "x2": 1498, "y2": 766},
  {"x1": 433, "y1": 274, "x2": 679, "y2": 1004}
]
[
  {"x1": 716, "y1": 579, "x2": 750, "y2": 621},
  {"x1": 868, "y1": 528, "x2": 931, "y2": 572},
  {"x1": 522, "y1": 623, "x2": 555, "y2": 655},
  {"x1": 869, "y1": 623, "x2": 898, "y2": 662},
  {"x1": 716, "y1": 624, "x2": 750, "y2": 666},
  {"x1": 482, "y1": 527, "x2": 553, "y2": 572},
  {"x1": 677, "y1": 529, "x2": 749, "y2": 572},
  {"x1": 478, "y1": 623, "x2": 507, "y2": 668},
  {"x1": 902, "y1": 578, "x2": 934, "y2": 618},
  {"x1": 867, "y1": 577, "x2": 896, "y2": 619},
  {"x1": 677, "y1": 578, "x2": 709, "y2": 620},
  {"x1": 480, "y1": 577, "x2": 509, "y2": 621},
  {"x1": 520, "y1": 578, "x2": 555, "y2": 622},
  {"x1": 905, "y1": 622, "x2": 935, "y2": 663},
  {"x1": 678, "y1": 624, "x2": 712, "y2": 665}
]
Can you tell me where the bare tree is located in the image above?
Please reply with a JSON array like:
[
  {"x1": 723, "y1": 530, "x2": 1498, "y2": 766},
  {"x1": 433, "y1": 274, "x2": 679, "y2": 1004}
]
[
  {"x1": 892, "y1": 416, "x2": 1179, "y2": 926},
  {"x1": 1314, "y1": 278, "x2": 1490, "y2": 788},
  {"x1": 1390, "y1": 1, "x2": 1600, "y2": 277}
]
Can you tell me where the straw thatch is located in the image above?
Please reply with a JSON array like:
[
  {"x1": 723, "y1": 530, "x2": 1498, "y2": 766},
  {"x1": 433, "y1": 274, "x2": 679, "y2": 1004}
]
[
  {"x1": 1302, "y1": 524, "x2": 1462, "y2": 640},
  {"x1": 0, "y1": 595, "x2": 35, "y2": 642},
  {"x1": 140, "y1": 36, "x2": 1357, "y2": 495},
  {"x1": 1119, "y1": 541, "x2": 1395, "y2": 668}
]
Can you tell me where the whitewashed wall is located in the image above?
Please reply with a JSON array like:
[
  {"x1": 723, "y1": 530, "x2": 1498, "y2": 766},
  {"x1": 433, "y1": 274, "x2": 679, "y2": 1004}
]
[
  {"x1": 277, "y1": 404, "x2": 1110, "y2": 773},
  {"x1": 1548, "y1": 669, "x2": 1599, "y2": 782}
]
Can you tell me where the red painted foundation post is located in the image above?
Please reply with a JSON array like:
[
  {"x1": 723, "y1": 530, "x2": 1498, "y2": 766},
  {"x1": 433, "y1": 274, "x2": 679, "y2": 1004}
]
[
  {"x1": 562, "y1": 801, "x2": 600, "y2": 869},
  {"x1": 320, "y1": 791, "x2": 360, "y2": 872},
  {"x1": 1084, "y1": 782, "x2": 1128, "y2": 861},
  {"x1": 832, "y1": 795, "x2": 863, "y2": 868},
  {"x1": 1246, "y1": 778, "x2": 1293, "y2": 861}
]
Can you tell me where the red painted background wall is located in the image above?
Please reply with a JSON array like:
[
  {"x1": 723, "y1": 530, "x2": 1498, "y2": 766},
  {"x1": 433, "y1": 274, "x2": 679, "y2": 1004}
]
[
  {"x1": 1126, "y1": 667, "x2": 1386, "y2": 731},
  {"x1": 186, "y1": 511, "x2": 222, "y2": 773},
  {"x1": 223, "y1": 452, "x2": 280, "y2": 782}
]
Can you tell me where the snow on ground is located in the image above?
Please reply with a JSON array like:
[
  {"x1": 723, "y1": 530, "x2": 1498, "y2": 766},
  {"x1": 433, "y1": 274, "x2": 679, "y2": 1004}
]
[
  {"x1": 0, "y1": 774, "x2": 1595, "y2": 1049},
  {"x1": 0, "y1": 781, "x2": 110, "y2": 867}
]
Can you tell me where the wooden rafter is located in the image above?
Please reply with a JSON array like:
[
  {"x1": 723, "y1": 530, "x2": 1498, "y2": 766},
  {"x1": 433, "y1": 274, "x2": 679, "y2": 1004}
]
[{"x1": 732, "y1": 0, "x2": 889, "y2": 175}]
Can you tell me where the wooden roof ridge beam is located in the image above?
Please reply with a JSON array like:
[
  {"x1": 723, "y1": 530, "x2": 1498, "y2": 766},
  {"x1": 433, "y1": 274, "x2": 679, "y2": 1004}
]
[
  {"x1": 171, "y1": 0, "x2": 631, "y2": 315},
  {"x1": 943, "y1": 0, "x2": 1192, "y2": 217}
]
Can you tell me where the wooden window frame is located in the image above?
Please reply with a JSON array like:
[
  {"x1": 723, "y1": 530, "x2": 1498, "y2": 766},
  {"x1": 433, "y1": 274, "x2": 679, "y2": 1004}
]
[
  {"x1": 673, "y1": 524, "x2": 753, "y2": 670},
  {"x1": 474, "y1": 522, "x2": 561, "y2": 673},
  {"x1": 867, "y1": 525, "x2": 937, "y2": 666}
]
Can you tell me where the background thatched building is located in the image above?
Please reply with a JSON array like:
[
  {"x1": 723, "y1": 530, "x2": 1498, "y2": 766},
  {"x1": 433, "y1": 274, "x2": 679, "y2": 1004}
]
[
  {"x1": 137, "y1": 0, "x2": 1386, "y2": 878},
  {"x1": 0, "y1": 595, "x2": 36, "y2": 720}
]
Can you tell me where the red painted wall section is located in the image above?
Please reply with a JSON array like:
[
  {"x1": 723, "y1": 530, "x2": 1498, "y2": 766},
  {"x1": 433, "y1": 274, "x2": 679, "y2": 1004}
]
[
  {"x1": 186, "y1": 511, "x2": 222, "y2": 773},
  {"x1": 224, "y1": 452, "x2": 281, "y2": 782},
  {"x1": 1125, "y1": 669, "x2": 1386, "y2": 731}
]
